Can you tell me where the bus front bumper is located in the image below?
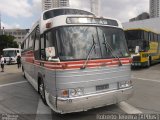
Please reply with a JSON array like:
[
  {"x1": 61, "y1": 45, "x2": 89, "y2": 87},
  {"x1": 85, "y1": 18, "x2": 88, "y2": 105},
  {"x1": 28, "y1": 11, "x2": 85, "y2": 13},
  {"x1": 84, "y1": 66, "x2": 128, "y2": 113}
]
[
  {"x1": 54, "y1": 87, "x2": 133, "y2": 114},
  {"x1": 131, "y1": 62, "x2": 148, "y2": 67}
]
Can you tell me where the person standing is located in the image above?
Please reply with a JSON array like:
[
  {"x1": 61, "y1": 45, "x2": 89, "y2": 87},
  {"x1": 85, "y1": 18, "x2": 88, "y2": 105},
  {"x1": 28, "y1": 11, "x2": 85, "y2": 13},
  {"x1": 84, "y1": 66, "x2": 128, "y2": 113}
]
[
  {"x1": 9, "y1": 56, "x2": 12, "y2": 65},
  {"x1": 0, "y1": 55, "x2": 5, "y2": 72},
  {"x1": 17, "y1": 55, "x2": 21, "y2": 69}
]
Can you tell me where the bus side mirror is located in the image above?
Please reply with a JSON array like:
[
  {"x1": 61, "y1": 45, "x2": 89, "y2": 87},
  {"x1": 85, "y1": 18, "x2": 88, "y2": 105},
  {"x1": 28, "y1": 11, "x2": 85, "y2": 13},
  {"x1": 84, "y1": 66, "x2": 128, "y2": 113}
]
[{"x1": 135, "y1": 46, "x2": 139, "y2": 54}]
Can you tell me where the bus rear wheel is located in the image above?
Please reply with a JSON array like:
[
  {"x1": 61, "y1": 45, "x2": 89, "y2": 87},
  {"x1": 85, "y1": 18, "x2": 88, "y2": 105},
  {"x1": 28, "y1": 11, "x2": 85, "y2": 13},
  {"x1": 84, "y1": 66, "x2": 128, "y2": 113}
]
[{"x1": 38, "y1": 79, "x2": 48, "y2": 105}]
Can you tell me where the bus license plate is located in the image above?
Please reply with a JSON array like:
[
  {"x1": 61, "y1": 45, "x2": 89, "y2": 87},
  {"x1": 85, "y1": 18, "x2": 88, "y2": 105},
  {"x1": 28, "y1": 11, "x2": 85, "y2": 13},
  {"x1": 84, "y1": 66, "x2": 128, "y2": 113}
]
[{"x1": 96, "y1": 84, "x2": 109, "y2": 91}]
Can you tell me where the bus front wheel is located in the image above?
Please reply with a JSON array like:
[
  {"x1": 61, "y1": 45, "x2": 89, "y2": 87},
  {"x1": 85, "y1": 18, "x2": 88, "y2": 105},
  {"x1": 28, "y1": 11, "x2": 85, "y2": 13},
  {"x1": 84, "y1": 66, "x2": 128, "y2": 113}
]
[{"x1": 38, "y1": 79, "x2": 48, "y2": 105}]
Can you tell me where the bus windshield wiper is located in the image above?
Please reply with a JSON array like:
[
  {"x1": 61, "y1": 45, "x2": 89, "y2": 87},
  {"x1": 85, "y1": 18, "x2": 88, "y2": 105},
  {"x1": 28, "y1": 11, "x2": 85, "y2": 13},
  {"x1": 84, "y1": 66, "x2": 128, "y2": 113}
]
[
  {"x1": 103, "y1": 34, "x2": 122, "y2": 66},
  {"x1": 81, "y1": 35, "x2": 96, "y2": 69}
]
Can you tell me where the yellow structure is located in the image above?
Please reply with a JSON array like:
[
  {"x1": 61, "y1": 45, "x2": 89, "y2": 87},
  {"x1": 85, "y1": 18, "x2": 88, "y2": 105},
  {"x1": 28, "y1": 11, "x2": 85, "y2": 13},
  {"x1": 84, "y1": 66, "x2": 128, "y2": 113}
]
[{"x1": 125, "y1": 28, "x2": 160, "y2": 67}]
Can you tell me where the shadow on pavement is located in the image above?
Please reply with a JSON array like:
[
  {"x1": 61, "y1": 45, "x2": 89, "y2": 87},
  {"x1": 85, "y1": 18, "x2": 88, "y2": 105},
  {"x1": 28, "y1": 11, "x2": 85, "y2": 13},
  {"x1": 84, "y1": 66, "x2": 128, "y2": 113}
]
[{"x1": 51, "y1": 104, "x2": 122, "y2": 120}]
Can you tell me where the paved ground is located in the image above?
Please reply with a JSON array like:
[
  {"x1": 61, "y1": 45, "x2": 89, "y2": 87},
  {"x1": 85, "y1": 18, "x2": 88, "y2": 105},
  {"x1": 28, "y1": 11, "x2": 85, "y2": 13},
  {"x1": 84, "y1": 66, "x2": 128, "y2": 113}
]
[
  {"x1": 129, "y1": 64, "x2": 160, "y2": 113},
  {"x1": 0, "y1": 64, "x2": 160, "y2": 120},
  {"x1": 0, "y1": 65, "x2": 39, "y2": 120}
]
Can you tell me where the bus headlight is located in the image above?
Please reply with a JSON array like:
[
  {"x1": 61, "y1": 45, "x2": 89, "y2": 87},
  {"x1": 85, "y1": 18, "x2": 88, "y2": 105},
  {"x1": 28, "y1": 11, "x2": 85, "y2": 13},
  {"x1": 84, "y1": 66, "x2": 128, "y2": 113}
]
[
  {"x1": 119, "y1": 80, "x2": 132, "y2": 89},
  {"x1": 69, "y1": 88, "x2": 84, "y2": 97},
  {"x1": 60, "y1": 88, "x2": 84, "y2": 98},
  {"x1": 69, "y1": 89, "x2": 77, "y2": 97},
  {"x1": 61, "y1": 89, "x2": 69, "y2": 98}
]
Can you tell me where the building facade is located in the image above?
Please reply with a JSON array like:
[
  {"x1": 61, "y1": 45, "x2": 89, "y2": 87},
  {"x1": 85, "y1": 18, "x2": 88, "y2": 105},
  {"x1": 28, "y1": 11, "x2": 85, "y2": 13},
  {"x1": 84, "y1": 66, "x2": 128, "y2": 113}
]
[
  {"x1": 91, "y1": 0, "x2": 100, "y2": 16},
  {"x1": 129, "y1": 12, "x2": 150, "y2": 22},
  {"x1": 150, "y1": 0, "x2": 160, "y2": 18},
  {"x1": 42, "y1": 0, "x2": 53, "y2": 11},
  {"x1": 4, "y1": 29, "x2": 29, "y2": 45},
  {"x1": 42, "y1": 0, "x2": 69, "y2": 11}
]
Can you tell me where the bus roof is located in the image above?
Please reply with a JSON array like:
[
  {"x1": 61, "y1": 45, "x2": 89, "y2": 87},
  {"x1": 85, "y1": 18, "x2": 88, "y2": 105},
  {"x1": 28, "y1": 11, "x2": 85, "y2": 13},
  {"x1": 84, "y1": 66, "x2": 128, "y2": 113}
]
[
  {"x1": 40, "y1": 15, "x2": 123, "y2": 33},
  {"x1": 42, "y1": 7, "x2": 94, "y2": 13},
  {"x1": 42, "y1": 8, "x2": 95, "y2": 21},
  {"x1": 124, "y1": 28, "x2": 160, "y2": 34},
  {"x1": 22, "y1": 8, "x2": 123, "y2": 44}
]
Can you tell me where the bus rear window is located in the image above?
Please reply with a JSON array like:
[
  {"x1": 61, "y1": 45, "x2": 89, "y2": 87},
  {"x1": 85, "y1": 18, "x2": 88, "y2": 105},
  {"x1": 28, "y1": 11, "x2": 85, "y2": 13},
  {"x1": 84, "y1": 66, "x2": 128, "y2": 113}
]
[
  {"x1": 66, "y1": 17, "x2": 118, "y2": 26},
  {"x1": 43, "y1": 9, "x2": 94, "y2": 20}
]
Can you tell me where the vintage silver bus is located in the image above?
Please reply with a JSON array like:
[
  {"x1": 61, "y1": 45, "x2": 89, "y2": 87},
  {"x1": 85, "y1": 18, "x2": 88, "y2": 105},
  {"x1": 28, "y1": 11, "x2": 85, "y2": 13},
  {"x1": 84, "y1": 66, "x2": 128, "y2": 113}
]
[{"x1": 21, "y1": 8, "x2": 133, "y2": 114}]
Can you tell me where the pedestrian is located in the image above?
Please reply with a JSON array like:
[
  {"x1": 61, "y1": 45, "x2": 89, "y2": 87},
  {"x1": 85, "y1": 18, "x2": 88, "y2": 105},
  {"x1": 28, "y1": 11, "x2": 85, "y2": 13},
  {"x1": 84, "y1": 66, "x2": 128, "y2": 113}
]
[
  {"x1": 9, "y1": 56, "x2": 12, "y2": 65},
  {"x1": 0, "y1": 55, "x2": 5, "y2": 72},
  {"x1": 17, "y1": 55, "x2": 21, "y2": 69}
]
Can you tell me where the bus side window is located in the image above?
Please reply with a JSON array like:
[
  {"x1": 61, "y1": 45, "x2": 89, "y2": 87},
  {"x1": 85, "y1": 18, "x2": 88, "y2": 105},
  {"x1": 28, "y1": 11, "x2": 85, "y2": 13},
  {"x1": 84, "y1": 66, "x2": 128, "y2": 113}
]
[
  {"x1": 29, "y1": 30, "x2": 35, "y2": 49},
  {"x1": 144, "y1": 31, "x2": 148, "y2": 41},
  {"x1": 150, "y1": 33, "x2": 154, "y2": 41},
  {"x1": 45, "y1": 30, "x2": 57, "y2": 60},
  {"x1": 40, "y1": 35, "x2": 46, "y2": 60},
  {"x1": 24, "y1": 40, "x2": 26, "y2": 50},
  {"x1": 46, "y1": 31, "x2": 56, "y2": 48},
  {"x1": 158, "y1": 35, "x2": 160, "y2": 50},
  {"x1": 26, "y1": 38, "x2": 29, "y2": 49},
  {"x1": 156, "y1": 34, "x2": 158, "y2": 42},
  {"x1": 148, "y1": 32, "x2": 151, "y2": 42},
  {"x1": 34, "y1": 26, "x2": 40, "y2": 60},
  {"x1": 154, "y1": 34, "x2": 156, "y2": 42},
  {"x1": 144, "y1": 31, "x2": 149, "y2": 50}
]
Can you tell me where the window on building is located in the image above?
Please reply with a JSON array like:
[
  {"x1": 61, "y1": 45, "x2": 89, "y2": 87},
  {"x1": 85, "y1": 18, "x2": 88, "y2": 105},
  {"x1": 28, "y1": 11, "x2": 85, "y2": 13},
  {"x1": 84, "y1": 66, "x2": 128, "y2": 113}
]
[{"x1": 18, "y1": 32, "x2": 21, "y2": 35}]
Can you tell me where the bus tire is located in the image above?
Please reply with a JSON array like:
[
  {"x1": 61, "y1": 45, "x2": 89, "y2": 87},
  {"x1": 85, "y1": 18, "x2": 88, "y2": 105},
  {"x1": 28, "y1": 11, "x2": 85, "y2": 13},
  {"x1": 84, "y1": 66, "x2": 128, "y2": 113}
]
[
  {"x1": 38, "y1": 78, "x2": 48, "y2": 105},
  {"x1": 22, "y1": 66, "x2": 26, "y2": 79}
]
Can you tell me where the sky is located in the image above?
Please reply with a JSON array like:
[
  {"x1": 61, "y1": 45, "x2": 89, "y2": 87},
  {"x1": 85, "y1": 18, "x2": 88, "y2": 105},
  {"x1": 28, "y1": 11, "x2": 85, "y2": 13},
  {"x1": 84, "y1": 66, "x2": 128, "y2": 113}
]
[{"x1": 0, "y1": 0, "x2": 149, "y2": 29}]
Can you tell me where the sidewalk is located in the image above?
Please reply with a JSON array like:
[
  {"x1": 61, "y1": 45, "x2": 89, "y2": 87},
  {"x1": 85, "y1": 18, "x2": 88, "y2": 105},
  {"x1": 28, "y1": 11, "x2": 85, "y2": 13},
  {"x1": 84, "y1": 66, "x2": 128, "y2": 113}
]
[{"x1": 0, "y1": 64, "x2": 21, "y2": 74}]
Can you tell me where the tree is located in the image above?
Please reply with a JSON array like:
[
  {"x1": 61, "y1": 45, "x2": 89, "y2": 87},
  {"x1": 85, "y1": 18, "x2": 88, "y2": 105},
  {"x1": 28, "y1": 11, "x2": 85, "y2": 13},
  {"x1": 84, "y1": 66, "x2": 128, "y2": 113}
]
[{"x1": 0, "y1": 35, "x2": 18, "y2": 55}]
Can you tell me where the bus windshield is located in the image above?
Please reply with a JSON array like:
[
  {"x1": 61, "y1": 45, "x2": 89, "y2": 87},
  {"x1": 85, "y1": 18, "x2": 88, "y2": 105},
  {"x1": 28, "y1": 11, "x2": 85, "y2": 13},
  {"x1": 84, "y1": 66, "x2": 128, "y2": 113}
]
[
  {"x1": 3, "y1": 50, "x2": 16, "y2": 57},
  {"x1": 125, "y1": 30, "x2": 149, "y2": 52},
  {"x1": 46, "y1": 26, "x2": 129, "y2": 61}
]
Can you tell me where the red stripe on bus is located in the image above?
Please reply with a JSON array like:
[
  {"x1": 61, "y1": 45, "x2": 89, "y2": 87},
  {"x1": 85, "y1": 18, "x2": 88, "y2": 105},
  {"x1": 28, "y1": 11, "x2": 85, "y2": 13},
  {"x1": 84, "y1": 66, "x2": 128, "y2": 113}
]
[
  {"x1": 25, "y1": 60, "x2": 130, "y2": 70},
  {"x1": 23, "y1": 53, "x2": 132, "y2": 69}
]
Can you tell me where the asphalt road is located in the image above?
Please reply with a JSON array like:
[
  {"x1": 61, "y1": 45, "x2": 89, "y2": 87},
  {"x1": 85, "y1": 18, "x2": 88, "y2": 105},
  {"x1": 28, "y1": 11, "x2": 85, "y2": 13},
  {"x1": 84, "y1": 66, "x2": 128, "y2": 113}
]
[{"x1": 0, "y1": 64, "x2": 160, "y2": 120}]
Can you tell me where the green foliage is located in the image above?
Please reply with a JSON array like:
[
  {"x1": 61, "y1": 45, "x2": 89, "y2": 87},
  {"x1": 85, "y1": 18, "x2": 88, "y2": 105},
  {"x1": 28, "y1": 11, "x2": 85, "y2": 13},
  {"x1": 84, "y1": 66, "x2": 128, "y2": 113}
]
[{"x1": 0, "y1": 35, "x2": 18, "y2": 55}]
